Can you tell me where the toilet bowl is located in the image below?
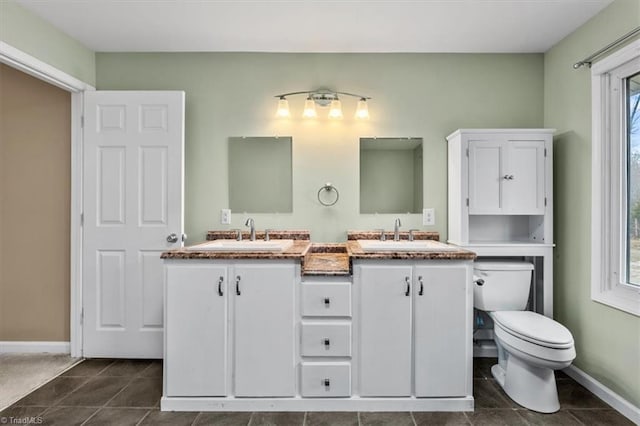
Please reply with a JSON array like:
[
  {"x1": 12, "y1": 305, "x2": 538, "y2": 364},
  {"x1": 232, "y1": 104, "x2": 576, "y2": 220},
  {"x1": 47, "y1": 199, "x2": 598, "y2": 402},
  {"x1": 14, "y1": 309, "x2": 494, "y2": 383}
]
[
  {"x1": 473, "y1": 261, "x2": 576, "y2": 413},
  {"x1": 488, "y1": 311, "x2": 575, "y2": 413}
]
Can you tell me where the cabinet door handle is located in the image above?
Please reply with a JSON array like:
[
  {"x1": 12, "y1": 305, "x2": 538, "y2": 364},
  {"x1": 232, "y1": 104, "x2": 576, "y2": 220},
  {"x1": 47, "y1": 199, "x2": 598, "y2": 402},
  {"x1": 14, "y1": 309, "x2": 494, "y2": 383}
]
[
  {"x1": 324, "y1": 297, "x2": 331, "y2": 307},
  {"x1": 405, "y1": 276, "x2": 410, "y2": 296},
  {"x1": 235, "y1": 275, "x2": 241, "y2": 296},
  {"x1": 503, "y1": 174, "x2": 514, "y2": 180},
  {"x1": 323, "y1": 338, "x2": 331, "y2": 348},
  {"x1": 218, "y1": 276, "x2": 224, "y2": 296},
  {"x1": 418, "y1": 276, "x2": 424, "y2": 296}
]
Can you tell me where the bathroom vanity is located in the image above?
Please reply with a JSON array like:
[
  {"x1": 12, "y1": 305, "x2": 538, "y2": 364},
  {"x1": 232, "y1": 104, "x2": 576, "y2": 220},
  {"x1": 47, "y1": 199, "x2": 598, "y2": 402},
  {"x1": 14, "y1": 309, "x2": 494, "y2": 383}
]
[{"x1": 161, "y1": 231, "x2": 476, "y2": 412}]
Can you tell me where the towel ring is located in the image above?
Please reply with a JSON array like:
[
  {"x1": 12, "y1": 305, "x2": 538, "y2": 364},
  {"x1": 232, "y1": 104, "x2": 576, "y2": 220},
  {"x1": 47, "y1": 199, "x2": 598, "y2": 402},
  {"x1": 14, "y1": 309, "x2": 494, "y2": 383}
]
[{"x1": 318, "y1": 183, "x2": 339, "y2": 206}]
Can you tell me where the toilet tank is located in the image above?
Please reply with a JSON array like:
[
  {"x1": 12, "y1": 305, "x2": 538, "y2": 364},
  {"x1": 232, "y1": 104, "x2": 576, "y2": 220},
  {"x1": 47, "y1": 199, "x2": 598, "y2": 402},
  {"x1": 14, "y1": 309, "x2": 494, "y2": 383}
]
[{"x1": 473, "y1": 261, "x2": 534, "y2": 311}]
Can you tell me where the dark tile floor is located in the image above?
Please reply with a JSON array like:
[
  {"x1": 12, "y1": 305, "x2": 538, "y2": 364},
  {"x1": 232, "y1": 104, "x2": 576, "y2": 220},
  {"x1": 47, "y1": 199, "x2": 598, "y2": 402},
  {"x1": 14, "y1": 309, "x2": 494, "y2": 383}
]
[{"x1": 0, "y1": 358, "x2": 634, "y2": 426}]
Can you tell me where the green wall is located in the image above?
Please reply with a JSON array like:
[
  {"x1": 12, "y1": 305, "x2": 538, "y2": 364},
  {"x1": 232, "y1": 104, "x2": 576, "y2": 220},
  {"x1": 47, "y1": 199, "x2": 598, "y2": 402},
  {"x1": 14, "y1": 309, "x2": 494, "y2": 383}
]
[
  {"x1": 544, "y1": 0, "x2": 640, "y2": 407},
  {"x1": 0, "y1": 1, "x2": 95, "y2": 85},
  {"x1": 96, "y1": 52, "x2": 544, "y2": 242}
]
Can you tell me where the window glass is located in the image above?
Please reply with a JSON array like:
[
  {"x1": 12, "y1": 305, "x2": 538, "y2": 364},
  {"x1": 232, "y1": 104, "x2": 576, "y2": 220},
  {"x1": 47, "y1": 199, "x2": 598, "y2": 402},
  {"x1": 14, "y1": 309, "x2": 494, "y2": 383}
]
[{"x1": 626, "y1": 71, "x2": 640, "y2": 286}]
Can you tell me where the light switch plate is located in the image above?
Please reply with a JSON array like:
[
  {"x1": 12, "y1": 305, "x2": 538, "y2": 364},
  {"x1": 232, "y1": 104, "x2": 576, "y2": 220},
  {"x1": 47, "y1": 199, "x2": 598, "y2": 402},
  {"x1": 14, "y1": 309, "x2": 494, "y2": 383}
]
[
  {"x1": 220, "y1": 209, "x2": 231, "y2": 224},
  {"x1": 423, "y1": 208, "x2": 435, "y2": 226}
]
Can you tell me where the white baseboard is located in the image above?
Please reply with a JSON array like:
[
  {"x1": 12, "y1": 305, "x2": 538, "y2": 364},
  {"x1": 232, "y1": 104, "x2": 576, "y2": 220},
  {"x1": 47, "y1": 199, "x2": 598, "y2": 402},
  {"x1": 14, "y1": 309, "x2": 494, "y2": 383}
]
[
  {"x1": 0, "y1": 341, "x2": 70, "y2": 354},
  {"x1": 564, "y1": 365, "x2": 640, "y2": 425}
]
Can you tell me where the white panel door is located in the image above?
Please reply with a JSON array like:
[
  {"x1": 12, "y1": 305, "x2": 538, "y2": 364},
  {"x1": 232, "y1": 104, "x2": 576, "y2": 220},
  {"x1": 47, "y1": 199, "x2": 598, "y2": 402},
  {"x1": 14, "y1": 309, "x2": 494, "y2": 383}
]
[
  {"x1": 414, "y1": 264, "x2": 470, "y2": 397},
  {"x1": 233, "y1": 263, "x2": 296, "y2": 397},
  {"x1": 83, "y1": 91, "x2": 184, "y2": 357},
  {"x1": 358, "y1": 264, "x2": 412, "y2": 397},
  {"x1": 504, "y1": 140, "x2": 546, "y2": 214},
  {"x1": 468, "y1": 139, "x2": 504, "y2": 214},
  {"x1": 166, "y1": 265, "x2": 227, "y2": 396}
]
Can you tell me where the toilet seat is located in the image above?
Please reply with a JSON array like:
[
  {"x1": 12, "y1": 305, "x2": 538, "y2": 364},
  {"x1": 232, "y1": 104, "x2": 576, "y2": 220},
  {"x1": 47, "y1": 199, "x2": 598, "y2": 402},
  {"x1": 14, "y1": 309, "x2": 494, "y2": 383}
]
[{"x1": 490, "y1": 311, "x2": 574, "y2": 349}]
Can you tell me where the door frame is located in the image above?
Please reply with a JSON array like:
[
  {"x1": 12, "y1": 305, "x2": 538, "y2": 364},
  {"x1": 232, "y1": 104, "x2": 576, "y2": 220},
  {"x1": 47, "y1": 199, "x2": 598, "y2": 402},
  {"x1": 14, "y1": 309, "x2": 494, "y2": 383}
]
[{"x1": 0, "y1": 41, "x2": 94, "y2": 357}]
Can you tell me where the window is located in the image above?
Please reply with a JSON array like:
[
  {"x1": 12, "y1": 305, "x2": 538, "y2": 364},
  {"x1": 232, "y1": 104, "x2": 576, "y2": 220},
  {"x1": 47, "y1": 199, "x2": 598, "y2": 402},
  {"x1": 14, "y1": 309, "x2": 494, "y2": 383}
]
[{"x1": 592, "y1": 40, "x2": 640, "y2": 316}]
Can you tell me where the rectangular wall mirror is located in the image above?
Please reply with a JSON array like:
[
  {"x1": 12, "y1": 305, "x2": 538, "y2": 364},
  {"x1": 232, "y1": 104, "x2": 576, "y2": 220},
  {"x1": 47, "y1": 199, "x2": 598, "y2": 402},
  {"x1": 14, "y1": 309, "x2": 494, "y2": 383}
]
[
  {"x1": 229, "y1": 136, "x2": 293, "y2": 213},
  {"x1": 360, "y1": 137, "x2": 423, "y2": 214}
]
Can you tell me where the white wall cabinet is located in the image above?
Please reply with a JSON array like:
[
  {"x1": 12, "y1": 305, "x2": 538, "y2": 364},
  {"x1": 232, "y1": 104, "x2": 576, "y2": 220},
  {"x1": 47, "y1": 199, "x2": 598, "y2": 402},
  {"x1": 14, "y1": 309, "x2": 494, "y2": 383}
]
[
  {"x1": 448, "y1": 128, "x2": 555, "y2": 319},
  {"x1": 448, "y1": 129, "x2": 554, "y2": 245},
  {"x1": 164, "y1": 260, "x2": 296, "y2": 398},
  {"x1": 355, "y1": 261, "x2": 472, "y2": 398},
  {"x1": 468, "y1": 138, "x2": 546, "y2": 215}
]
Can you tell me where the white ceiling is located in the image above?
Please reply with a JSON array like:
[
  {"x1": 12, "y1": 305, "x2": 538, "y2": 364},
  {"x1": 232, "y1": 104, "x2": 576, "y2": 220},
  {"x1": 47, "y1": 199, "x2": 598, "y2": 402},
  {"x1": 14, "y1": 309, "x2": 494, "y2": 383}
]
[{"x1": 16, "y1": 0, "x2": 613, "y2": 53}]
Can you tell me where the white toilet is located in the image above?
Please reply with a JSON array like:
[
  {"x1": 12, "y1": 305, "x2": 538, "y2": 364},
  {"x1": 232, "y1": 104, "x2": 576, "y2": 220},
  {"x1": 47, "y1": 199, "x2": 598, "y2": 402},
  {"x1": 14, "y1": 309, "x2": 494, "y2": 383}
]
[{"x1": 473, "y1": 260, "x2": 575, "y2": 413}]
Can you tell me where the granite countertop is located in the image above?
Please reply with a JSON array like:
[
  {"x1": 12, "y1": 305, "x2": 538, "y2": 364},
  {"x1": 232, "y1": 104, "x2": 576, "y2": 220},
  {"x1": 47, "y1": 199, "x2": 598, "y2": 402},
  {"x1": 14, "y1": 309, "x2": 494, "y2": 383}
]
[
  {"x1": 345, "y1": 241, "x2": 477, "y2": 261},
  {"x1": 302, "y1": 244, "x2": 351, "y2": 276},
  {"x1": 161, "y1": 240, "x2": 311, "y2": 260},
  {"x1": 163, "y1": 229, "x2": 476, "y2": 269}
]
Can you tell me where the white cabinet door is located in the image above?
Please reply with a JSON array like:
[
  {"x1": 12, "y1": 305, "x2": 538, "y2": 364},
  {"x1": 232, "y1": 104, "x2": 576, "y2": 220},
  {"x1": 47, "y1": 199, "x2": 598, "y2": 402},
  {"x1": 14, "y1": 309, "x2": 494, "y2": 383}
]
[
  {"x1": 358, "y1": 265, "x2": 412, "y2": 397},
  {"x1": 468, "y1": 139, "x2": 504, "y2": 214},
  {"x1": 414, "y1": 264, "x2": 470, "y2": 397},
  {"x1": 233, "y1": 263, "x2": 296, "y2": 397},
  {"x1": 468, "y1": 138, "x2": 546, "y2": 215},
  {"x1": 165, "y1": 264, "x2": 227, "y2": 396},
  {"x1": 504, "y1": 140, "x2": 546, "y2": 214}
]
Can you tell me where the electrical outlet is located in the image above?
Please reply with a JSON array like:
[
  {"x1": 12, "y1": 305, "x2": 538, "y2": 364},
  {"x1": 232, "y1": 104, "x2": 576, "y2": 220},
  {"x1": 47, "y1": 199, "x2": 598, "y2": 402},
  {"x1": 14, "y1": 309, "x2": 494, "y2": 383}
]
[
  {"x1": 220, "y1": 209, "x2": 231, "y2": 224},
  {"x1": 423, "y1": 208, "x2": 435, "y2": 226}
]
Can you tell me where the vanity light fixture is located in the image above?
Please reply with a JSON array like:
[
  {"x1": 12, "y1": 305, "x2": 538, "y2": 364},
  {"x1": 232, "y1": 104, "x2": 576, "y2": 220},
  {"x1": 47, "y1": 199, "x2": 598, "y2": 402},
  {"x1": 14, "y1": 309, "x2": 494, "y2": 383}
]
[
  {"x1": 274, "y1": 89, "x2": 371, "y2": 120},
  {"x1": 275, "y1": 96, "x2": 290, "y2": 118}
]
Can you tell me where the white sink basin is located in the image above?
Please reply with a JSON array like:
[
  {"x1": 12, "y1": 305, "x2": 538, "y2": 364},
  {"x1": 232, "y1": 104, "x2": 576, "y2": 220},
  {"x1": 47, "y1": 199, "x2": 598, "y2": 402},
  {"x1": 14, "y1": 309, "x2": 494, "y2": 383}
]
[
  {"x1": 186, "y1": 239, "x2": 294, "y2": 252},
  {"x1": 357, "y1": 239, "x2": 458, "y2": 252}
]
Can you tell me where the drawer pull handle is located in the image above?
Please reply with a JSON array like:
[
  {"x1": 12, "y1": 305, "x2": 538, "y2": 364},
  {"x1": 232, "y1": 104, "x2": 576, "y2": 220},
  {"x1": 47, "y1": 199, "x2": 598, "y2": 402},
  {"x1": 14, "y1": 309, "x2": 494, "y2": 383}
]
[
  {"x1": 323, "y1": 378, "x2": 330, "y2": 388},
  {"x1": 418, "y1": 276, "x2": 424, "y2": 296},
  {"x1": 405, "y1": 276, "x2": 410, "y2": 296},
  {"x1": 324, "y1": 297, "x2": 331, "y2": 307},
  {"x1": 323, "y1": 338, "x2": 330, "y2": 348},
  {"x1": 218, "y1": 276, "x2": 224, "y2": 296},
  {"x1": 235, "y1": 275, "x2": 241, "y2": 296}
]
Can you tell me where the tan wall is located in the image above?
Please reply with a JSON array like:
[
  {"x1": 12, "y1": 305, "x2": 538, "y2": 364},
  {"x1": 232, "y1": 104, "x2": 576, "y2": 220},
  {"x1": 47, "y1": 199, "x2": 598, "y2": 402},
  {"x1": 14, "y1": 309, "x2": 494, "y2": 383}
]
[{"x1": 0, "y1": 63, "x2": 71, "y2": 341}]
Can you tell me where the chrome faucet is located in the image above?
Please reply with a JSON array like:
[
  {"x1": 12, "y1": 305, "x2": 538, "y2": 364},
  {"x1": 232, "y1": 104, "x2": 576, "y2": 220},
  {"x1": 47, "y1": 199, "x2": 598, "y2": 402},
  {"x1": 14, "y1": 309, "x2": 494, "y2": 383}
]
[
  {"x1": 394, "y1": 218, "x2": 402, "y2": 241},
  {"x1": 245, "y1": 218, "x2": 256, "y2": 241}
]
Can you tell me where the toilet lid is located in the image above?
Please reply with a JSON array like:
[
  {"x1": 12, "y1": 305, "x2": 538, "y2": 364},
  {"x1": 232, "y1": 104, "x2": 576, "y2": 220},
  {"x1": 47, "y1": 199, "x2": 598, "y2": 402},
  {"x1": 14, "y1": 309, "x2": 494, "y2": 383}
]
[{"x1": 491, "y1": 311, "x2": 574, "y2": 349}]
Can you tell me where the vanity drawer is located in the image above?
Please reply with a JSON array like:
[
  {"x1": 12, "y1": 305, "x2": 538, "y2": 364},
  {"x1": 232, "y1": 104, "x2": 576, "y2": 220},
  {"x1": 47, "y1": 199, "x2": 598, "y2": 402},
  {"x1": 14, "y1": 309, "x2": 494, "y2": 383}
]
[
  {"x1": 301, "y1": 362, "x2": 351, "y2": 397},
  {"x1": 301, "y1": 322, "x2": 351, "y2": 357},
  {"x1": 301, "y1": 282, "x2": 351, "y2": 317}
]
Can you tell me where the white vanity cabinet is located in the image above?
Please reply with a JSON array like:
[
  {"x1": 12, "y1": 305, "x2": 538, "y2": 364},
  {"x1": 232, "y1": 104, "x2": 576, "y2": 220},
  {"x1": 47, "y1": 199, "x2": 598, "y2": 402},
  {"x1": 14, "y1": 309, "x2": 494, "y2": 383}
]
[
  {"x1": 163, "y1": 255, "x2": 474, "y2": 411},
  {"x1": 164, "y1": 260, "x2": 297, "y2": 398},
  {"x1": 165, "y1": 264, "x2": 228, "y2": 397},
  {"x1": 355, "y1": 261, "x2": 473, "y2": 398},
  {"x1": 358, "y1": 265, "x2": 412, "y2": 396},
  {"x1": 233, "y1": 263, "x2": 296, "y2": 397},
  {"x1": 300, "y1": 280, "x2": 353, "y2": 398}
]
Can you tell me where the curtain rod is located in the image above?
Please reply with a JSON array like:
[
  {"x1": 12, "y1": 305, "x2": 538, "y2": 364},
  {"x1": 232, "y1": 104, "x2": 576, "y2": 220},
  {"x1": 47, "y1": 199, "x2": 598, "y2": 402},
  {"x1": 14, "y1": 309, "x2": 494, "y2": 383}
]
[{"x1": 573, "y1": 26, "x2": 640, "y2": 69}]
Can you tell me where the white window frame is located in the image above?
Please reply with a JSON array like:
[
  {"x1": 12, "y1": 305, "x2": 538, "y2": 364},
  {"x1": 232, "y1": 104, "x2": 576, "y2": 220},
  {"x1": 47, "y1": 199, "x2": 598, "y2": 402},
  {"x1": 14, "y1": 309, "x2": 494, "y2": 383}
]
[{"x1": 591, "y1": 39, "x2": 640, "y2": 317}]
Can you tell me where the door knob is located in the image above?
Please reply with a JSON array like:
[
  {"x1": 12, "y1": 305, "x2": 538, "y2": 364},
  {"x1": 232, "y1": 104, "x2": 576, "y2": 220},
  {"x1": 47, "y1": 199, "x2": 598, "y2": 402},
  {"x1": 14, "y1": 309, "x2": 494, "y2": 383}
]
[{"x1": 166, "y1": 233, "x2": 179, "y2": 243}]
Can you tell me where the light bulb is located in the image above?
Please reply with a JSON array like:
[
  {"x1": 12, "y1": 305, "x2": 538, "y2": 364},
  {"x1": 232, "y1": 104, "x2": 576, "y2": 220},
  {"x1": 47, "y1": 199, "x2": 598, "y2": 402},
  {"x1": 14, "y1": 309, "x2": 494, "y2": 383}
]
[
  {"x1": 275, "y1": 97, "x2": 290, "y2": 118},
  {"x1": 302, "y1": 97, "x2": 317, "y2": 118},
  {"x1": 355, "y1": 98, "x2": 369, "y2": 120},
  {"x1": 328, "y1": 99, "x2": 343, "y2": 119}
]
